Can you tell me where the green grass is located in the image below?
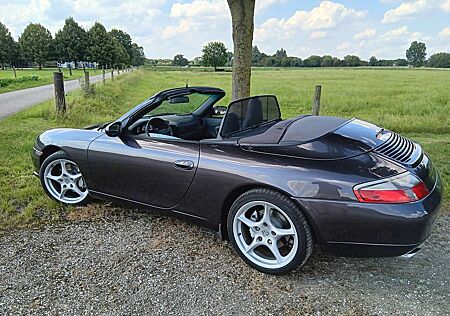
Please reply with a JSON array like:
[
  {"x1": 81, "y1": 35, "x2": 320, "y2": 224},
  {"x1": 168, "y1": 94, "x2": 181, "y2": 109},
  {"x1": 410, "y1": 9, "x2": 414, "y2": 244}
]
[
  {"x1": 0, "y1": 68, "x2": 448, "y2": 228},
  {"x1": 0, "y1": 68, "x2": 103, "y2": 93}
]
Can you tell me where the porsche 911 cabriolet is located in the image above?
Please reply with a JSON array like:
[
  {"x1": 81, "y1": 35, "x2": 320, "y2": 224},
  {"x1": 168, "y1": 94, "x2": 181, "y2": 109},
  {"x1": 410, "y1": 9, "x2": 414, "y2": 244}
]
[{"x1": 32, "y1": 86, "x2": 443, "y2": 274}]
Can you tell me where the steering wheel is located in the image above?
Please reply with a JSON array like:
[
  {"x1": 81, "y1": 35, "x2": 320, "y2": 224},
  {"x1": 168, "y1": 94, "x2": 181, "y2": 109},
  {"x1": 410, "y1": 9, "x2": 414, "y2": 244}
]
[{"x1": 145, "y1": 117, "x2": 173, "y2": 136}]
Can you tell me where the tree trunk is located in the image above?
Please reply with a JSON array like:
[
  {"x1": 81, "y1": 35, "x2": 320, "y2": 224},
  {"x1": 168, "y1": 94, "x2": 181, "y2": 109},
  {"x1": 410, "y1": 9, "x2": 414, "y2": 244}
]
[
  {"x1": 39, "y1": 63, "x2": 42, "y2": 70},
  {"x1": 227, "y1": 0, "x2": 255, "y2": 101}
]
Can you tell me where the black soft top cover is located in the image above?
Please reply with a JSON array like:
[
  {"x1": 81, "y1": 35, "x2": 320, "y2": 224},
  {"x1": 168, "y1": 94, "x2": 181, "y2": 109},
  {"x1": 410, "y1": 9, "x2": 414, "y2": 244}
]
[{"x1": 239, "y1": 115, "x2": 350, "y2": 146}]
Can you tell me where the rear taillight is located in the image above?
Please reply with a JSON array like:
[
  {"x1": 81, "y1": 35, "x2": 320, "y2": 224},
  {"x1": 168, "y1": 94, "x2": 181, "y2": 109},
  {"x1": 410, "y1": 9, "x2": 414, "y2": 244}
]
[{"x1": 353, "y1": 172, "x2": 429, "y2": 203}]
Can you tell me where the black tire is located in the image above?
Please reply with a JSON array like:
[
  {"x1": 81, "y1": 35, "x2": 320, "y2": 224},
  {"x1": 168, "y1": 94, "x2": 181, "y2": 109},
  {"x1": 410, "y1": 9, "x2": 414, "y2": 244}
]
[
  {"x1": 39, "y1": 150, "x2": 91, "y2": 206},
  {"x1": 227, "y1": 188, "x2": 313, "y2": 275}
]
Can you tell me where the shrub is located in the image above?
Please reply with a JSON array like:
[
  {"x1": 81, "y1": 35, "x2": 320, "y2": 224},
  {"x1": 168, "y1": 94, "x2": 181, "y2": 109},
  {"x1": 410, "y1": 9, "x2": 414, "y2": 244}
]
[{"x1": 0, "y1": 76, "x2": 39, "y2": 87}]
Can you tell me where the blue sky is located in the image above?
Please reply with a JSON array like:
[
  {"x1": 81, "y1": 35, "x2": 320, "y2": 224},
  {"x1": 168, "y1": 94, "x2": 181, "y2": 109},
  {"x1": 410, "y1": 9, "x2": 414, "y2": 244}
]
[{"x1": 0, "y1": 0, "x2": 449, "y2": 59}]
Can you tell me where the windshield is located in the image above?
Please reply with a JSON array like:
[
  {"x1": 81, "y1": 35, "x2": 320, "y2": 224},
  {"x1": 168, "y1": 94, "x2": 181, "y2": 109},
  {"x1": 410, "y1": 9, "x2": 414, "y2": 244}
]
[
  {"x1": 220, "y1": 95, "x2": 281, "y2": 137},
  {"x1": 146, "y1": 93, "x2": 212, "y2": 117}
]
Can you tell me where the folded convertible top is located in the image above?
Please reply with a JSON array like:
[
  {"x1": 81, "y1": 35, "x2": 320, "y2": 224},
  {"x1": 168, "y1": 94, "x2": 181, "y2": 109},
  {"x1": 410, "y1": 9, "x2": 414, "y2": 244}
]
[{"x1": 239, "y1": 115, "x2": 350, "y2": 146}]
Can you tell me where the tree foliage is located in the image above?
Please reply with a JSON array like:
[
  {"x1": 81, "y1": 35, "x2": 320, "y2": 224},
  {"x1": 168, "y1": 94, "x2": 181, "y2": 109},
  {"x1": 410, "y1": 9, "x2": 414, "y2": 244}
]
[
  {"x1": 19, "y1": 23, "x2": 52, "y2": 69},
  {"x1": 110, "y1": 29, "x2": 132, "y2": 64},
  {"x1": 54, "y1": 17, "x2": 87, "y2": 66},
  {"x1": 172, "y1": 54, "x2": 189, "y2": 66},
  {"x1": 406, "y1": 41, "x2": 427, "y2": 67},
  {"x1": 0, "y1": 22, "x2": 16, "y2": 68},
  {"x1": 130, "y1": 43, "x2": 146, "y2": 66},
  {"x1": 87, "y1": 22, "x2": 115, "y2": 67},
  {"x1": 428, "y1": 52, "x2": 450, "y2": 68},
  {"x1": 202, "y1": 41, "x2": 228, "y2": 69}
]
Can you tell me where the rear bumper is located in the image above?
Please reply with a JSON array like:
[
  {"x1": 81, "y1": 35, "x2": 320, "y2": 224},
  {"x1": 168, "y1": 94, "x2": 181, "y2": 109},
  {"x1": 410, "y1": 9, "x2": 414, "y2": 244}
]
[{"x1": 295, "y1": 171, "x2": 443, "y2": 257}]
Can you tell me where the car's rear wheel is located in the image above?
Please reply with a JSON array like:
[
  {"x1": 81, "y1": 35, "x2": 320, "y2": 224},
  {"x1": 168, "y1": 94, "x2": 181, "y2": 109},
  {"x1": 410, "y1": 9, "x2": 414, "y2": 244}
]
[
  {"x1": 227, "y1": 188, "x2": 313, "y2": 274},
  {"x1": 40, "y1": 151, "x2": 90, "y2": 205}
]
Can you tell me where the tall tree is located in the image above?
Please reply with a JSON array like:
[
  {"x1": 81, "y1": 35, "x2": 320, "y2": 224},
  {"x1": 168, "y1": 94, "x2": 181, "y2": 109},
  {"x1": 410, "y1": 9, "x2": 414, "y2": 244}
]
[
  {"x1": 130, "y1": 43, "x2": 145, "y2": 66},
  {"x1": 173, "y1": 54, "x2": 189, "y2": 67},
  {"x1": 111, "y1": 37, "x2": 129, "y2": 68},
  {"x1": 0, "y1": 22, "x2": 15, "y2": 69},
  {"x1": 110, "y1": 29, "x2": 132, "y2": 64},
  {"x1": 227, "y1": 0, "x2": 255, "y2": 100},
  {"x1": 369, "y1": 56, "x2": 378, "y2": 66},
  {"x1": 87, "y1": 22, "x2": 114, "y2": 68},
  {"x1": 201, "y1": 41, "x2": 228, "y2": 70},
  {"x1": 406, "y1": 41, "x2": 426, "y2": 67},
  {"x1": 54, "y1": 17, "x2": 87, "y2": 68},
  {"x1": 19, "y1": 23, "x2": 52, "y2": 69}
]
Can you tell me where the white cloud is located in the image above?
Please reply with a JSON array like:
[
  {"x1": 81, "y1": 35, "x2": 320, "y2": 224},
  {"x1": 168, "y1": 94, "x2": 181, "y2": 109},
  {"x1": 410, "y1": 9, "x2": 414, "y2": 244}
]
[
  {"x1": 170, "y1": 0, "x2": 228, "y2": 18},
  {"x1": 353, "y1": 28, "x2": 377, "y2": 40},
  {"x1": 439, "y1": 26, "x2": 450, "y2": 37},
  {"x1": 382, "y1": 0, "x2": 429, "y2": 23},
  {"x1": 255, "y1": 0, "x2": 366, "y2": 42},
  {"x1": 284, "y1": 1, "x2": 366, "y2": 30},
  {"x1": 441, "y1": 0, "x2": 450, "y2": 12},
  {"x1": 310, "y1": 31, "x2": 327, "y2": 39}
]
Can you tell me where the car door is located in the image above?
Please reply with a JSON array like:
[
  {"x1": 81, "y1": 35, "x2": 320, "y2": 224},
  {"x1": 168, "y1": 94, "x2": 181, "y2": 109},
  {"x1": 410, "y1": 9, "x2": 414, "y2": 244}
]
[{"x1": 87, "y1": 134, "x2": 199, "y2": 209}]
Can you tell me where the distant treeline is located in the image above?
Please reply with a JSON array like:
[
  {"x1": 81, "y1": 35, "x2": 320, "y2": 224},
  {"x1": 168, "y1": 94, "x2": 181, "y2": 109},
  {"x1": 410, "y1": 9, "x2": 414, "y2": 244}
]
[
  {"x1": 152, "y1": 41, "x2": 450, "y2": 69},
  {"x1": 0, "y1": 18, "x2": 146, "y2": 70}
]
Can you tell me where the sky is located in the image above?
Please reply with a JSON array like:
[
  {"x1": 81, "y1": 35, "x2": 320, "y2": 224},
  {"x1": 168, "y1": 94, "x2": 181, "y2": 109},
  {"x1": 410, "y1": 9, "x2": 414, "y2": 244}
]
[{"x1": 0, "y1": 0, "x2": 449, "y2": 60}]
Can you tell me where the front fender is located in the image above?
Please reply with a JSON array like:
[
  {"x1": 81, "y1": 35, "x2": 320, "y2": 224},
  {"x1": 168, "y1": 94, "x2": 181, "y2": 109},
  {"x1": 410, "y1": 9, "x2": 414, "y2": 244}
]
[{"x1": 32, "y1": 128, "x2": 103, "y2": 186}]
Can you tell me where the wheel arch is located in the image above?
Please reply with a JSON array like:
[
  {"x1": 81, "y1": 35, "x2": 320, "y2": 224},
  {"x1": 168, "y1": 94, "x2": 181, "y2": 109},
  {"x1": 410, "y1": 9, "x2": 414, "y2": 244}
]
[
  {"x1": 40, "y1": 145, "x2": 63, "y2": 166},
  {"x1": 219, "y1": 184, "x2": 318, "y2": 244}
]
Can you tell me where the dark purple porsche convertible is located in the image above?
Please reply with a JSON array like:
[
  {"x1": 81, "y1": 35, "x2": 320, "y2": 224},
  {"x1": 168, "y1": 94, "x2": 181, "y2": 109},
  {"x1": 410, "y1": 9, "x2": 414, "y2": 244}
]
[{"x1": 32, "y1": 86, "x2": 443, "y2": 274}]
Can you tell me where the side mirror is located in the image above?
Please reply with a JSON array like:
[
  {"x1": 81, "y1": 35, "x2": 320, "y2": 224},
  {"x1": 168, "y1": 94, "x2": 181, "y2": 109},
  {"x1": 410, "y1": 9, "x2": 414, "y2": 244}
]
[
  {"x1": 105, "y1": 122, "x2": 122, "y2": 137},
  {"x1": 169, "y1": 96, "x2": 189, "y2": 104},
  {"x1": 213, "y1": 105, "x2": 227, "y2": 116}
]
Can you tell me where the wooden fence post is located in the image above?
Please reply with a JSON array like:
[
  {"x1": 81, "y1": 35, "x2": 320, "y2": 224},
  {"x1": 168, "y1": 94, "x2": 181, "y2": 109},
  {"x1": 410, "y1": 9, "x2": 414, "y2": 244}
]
[
  {"x1": 53, "y1": 72, "x2": 66, "y2": 113},
  {"x1": 68, "y1": 64, "x2": 72, "y2": 76},
  {"x1": 102, "y1": 67, "x2": 106, "y2": 83},
  {"x1": 13, "y1": 66, "x2": 17, "y2": 78},
  {"x1": 84, "y1": 71, "x2": 90, "y2": 93},
  {"x1": 312, "y1": 85, "x2": 321, "y2": 116},
  {"x1": 111, "y1": 69, "x2": 114, "y2": 80}
]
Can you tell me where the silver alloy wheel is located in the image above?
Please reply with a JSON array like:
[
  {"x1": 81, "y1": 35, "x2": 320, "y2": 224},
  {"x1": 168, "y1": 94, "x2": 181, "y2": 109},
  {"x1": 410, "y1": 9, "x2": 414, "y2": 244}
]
[
  {"x1": 43, "y1": 158, "x2": 88, "y2": 204},
  {"x1": 232, "y1": 201, "x2": 298, "y2": 269}
]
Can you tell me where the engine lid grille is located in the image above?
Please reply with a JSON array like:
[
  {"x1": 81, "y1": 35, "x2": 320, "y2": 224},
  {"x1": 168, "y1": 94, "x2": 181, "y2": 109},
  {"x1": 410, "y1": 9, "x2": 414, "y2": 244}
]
[{"x1": 374, "y1": 132, "x2": 420, "y2": 164}]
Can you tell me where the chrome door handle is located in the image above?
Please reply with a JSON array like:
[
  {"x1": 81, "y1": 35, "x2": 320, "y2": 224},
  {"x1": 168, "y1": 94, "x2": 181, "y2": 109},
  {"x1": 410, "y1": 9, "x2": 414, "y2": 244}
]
[{"x1": 173, "y1": 160, "x2": 195, "y2": 170}]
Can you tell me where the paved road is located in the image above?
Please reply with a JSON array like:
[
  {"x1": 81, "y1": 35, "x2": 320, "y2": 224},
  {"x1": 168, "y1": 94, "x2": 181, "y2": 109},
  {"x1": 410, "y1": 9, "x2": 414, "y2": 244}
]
[{"x1": 0, "y1": 72, "x2": 116, "y2": 120}]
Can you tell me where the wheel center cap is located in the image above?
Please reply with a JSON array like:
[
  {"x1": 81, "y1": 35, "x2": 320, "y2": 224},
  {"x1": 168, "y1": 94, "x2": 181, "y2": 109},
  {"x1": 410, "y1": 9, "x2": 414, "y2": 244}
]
[{"x1": 261, "y1": 229, "x2": 269, "y2": 237}]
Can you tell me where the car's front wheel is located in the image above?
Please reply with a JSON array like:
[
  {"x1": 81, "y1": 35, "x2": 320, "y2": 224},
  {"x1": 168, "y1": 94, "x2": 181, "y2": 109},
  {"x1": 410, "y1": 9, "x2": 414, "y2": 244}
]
[
  {"x1": 39, "y1": 150, "x2": 90, "y2": 205},
  {"x1": 227, "y1": 188, "x2": 313, "y2": 274}
]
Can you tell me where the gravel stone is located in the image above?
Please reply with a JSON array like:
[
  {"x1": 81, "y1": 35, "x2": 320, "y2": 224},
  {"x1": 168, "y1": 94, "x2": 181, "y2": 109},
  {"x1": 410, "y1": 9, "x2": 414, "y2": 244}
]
[{"x1": 0, "y1": 208, "x2": 448, "y2": 315}]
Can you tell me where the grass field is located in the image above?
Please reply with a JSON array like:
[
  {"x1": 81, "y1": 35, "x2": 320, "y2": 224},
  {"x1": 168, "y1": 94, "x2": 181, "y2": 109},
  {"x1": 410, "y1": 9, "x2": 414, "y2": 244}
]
[
  {"x1": 0, "y1": 67, "x2": 448, "y2": 227},
  {"x1": 0, "y1": 68, "x2": 103, "y2": 93}
]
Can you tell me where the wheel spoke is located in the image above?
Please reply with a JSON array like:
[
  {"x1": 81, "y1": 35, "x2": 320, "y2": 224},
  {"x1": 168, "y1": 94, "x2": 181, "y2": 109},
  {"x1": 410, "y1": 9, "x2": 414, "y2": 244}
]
[
  {"x1": 72, "y1": 173, "x2": 82, "y2": 180},
  {"x1": 71, "y1": 184, "x2": 83, "y2": 197},
  {"x1": 268, "y1": 243, "x2": 284, "y2": 264},
  {"x1": 237, "y1": 214, "x2": 256, "y2": 228},
  {"x1": 261, "y1": 203, "x2": 272, "y2": 224},
  {"x1": 46, "y1": 174, "x2": 61, "y2": 182},
  {"x1": 244, "y1": 238, "x2": 260, "y2": 253},
  {"x1": 60, "y1": 161, "x2": 68, "y2": 175},
  {"x1": 273, "y1": 227, "x2": 295, "y2": 238},
  {"x1": 59, "y1": 188, "x2": 68, "y2": 199}
]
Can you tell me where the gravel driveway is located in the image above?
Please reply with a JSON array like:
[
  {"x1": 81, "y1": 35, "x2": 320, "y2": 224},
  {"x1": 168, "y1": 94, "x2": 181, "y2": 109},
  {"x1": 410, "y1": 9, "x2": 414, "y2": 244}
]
[{"x1": 0, "y1": 206, "x2": 448, "y2": 316}]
